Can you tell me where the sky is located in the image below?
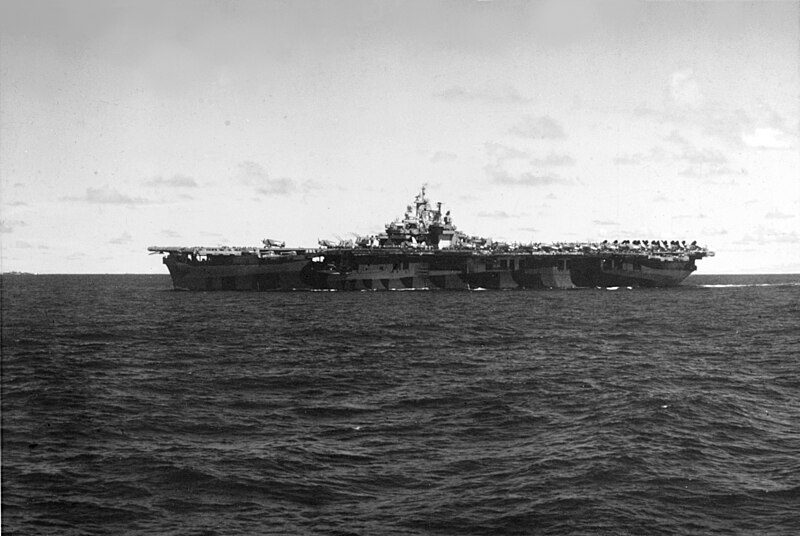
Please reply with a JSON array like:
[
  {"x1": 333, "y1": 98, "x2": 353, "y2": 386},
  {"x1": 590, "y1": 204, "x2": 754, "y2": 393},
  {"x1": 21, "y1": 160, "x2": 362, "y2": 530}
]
[{"x1": 1, "y1": 0, "x2": 798, "y2": 274}]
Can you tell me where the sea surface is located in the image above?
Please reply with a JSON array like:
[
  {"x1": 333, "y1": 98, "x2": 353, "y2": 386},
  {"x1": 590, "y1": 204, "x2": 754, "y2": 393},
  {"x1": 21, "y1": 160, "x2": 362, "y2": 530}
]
[{"x1": 2, "y1": 273, "x2": 799, "y2": 535}]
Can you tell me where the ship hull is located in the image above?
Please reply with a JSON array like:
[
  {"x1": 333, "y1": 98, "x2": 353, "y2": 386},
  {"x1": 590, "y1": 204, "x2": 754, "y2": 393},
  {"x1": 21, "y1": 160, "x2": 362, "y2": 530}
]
[
  {"x1": 161, "y1": 250, "x2": 697, "y2": 291},
  {"x1": 163, "y1": 255, "x2": 315, "y2": 291},
  {"x1": 569, "y1": 256, "x2": 697, "y2": 288}
]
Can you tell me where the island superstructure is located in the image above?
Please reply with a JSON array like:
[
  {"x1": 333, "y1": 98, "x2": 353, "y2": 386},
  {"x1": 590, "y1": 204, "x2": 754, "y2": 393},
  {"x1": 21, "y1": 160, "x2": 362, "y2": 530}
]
[{"x1": 148, "y1": 187, "x2": 713, "y2": 291}]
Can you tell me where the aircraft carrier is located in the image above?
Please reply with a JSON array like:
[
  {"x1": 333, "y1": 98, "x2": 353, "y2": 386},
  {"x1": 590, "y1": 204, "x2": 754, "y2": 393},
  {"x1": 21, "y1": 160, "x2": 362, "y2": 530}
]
[{"x1": 148, "y1": 187, "x2": 713, "y2": 291}]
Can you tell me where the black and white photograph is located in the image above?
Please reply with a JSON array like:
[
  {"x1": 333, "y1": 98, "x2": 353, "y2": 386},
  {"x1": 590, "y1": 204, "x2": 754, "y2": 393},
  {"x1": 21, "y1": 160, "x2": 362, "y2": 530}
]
[{"x1": 2, "y1": 0, "x2": 799, "y2": 534}]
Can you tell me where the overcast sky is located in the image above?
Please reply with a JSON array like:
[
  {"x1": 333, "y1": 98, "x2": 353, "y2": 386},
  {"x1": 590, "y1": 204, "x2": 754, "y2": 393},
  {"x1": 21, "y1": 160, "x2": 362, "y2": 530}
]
[{"x1": 1, "y1": 0, "x2": 798, "y2": 274}]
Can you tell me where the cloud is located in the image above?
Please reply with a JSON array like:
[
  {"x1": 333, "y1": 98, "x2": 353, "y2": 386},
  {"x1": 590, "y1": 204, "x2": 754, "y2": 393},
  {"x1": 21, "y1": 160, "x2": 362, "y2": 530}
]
[
  {"x1": 736, "y1": 228, "x2": 799, "y2": 245},
  {"x1": 109, "y1": 232, "x2": 133, "y2": 245},
  {"x1": 613, "y1": 154, "x2": 642, "y2": 166},
  {"x1": 664, "y1": 129, "x2": 728, "y2": 164},
  {"x1": 765, "y1": 210, "x2": 795, "y2": 220},
  {"x1": 0, "y1": 219, "x2": 25, "y2": 233},
  {"x1": 435, "y1": 85, "x2": 531, "y2": 104},
  {"x1": 701, "y1": 228, "x2": 729, "y2": 237},
  {"x1": 257, "y1": 178, "x2": 295, "y2": 195},
  {"x1": 487, "y1": 165, "x2": 570, "y2": 186},
  {"x1": 484, "y1": 144, "x2": 574, "y2": 186},
  {"x1": 509, "y1": 115, "x2": 566, "y2": 140},
  {"x1": 736, "y1": 104, "x2": 798, "y2": 149},
  {"x1": 613, "y1": 144, "x2": 673, "y2": 165},
  {"x1": 674, "y1": 213, "x2": 707, "y2": 221},
  {"x1": 741, "y1": 127, "x2": 795, "y2": 149},
  {"x1": 485, "y1": 142, "x2": 529, "y2": 160},
  {"x1": 592, "y1": 220, "x2": 619, "y2": 226},
  {"x1": 239, "y1": 160, "x2": 273, "y2": 183},
  {"x1": 160, "y1": 229, "x2": 181, "y2": 238},
  {"x1": 431, "y1": 151, "x2": 458, "y2": 163},
  {"x1": 681, "y1": 147, "x2": 727, "y2": 166},
  {"x1": 62, "y1": 186, "x2": 151, "y2": 205},
  {"x1": 678, "y1": 164, "x2": 745, "y2": 181},
  {"x1": 485, "y1": 138, "x2": 573, "y2": 185},
  {"x1": 238, "y1": 161, "x2": 299, "y2": 195},
  {"x1": 15, "y1": 240, "x2": 33, "y2": 248},
  {"x1": 530, "y1": 152, "x2": 575, "y2": 166},
  {"x1": 477, "y1": 210, "x2": 514, "y2": 218},
  {"x1": 648, "y1": 81, "x2": 797, "y2": 152},
  {"x1": 144, "y1": 174, "x2": 198, "y2": 187},
  {"x1": 613, "y1": 132, "x2": 745, "y2": 179},
  {"x1": 613, "y1": 132, "x2": 718, "y2": 170},
  {"x1": 669, "y1": 69, "x2": 703, "y2": 110}
]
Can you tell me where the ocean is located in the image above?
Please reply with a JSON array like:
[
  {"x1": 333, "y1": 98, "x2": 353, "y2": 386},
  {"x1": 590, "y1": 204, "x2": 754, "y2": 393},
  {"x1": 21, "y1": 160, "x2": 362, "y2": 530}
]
[{"x1": 2, "y1": 273, "x2": 799, "y2": 535}]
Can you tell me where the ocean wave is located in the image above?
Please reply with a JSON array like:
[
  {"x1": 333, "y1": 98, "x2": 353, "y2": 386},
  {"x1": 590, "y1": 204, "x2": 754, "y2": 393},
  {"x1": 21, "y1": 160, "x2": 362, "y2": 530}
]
[{"x1": 3, "y1": 274, "x2": 799, "y2": 535}]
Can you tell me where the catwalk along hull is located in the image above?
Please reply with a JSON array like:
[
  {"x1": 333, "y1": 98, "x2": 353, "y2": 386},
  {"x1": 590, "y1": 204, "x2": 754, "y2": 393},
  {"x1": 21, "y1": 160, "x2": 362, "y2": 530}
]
[
  {"x1": 310, "y1": 250, "x2": 577, "y2": 290},
  {"x1": 155, "y1": 248, "x2": 700, "y2": 291}
]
